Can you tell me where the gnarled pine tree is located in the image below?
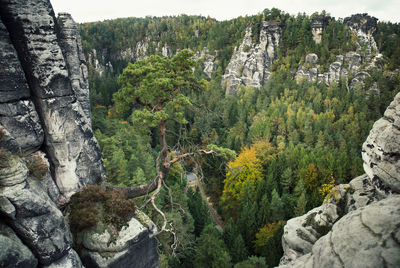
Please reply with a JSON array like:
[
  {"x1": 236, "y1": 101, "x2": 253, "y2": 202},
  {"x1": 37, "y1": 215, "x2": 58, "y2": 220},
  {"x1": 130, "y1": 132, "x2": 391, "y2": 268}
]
[{"x1": 106, "y1": 50, "x2": 234, "y2": 235}]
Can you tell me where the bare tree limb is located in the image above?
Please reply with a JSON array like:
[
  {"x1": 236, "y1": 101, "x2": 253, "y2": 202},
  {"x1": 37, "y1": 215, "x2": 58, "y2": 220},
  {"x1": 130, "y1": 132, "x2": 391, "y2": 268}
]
[
  {"x1": 169, "y1": 149, "x2": 216, "y2": 165},
  {"x1": 103, "y1": 176, "x2": 159, "y2": 199}
]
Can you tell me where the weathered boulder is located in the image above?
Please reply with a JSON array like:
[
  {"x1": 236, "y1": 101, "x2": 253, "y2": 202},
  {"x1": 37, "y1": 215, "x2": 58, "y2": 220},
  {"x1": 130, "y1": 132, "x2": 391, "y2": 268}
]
[
  {"x1": 345, "y1": 174, "x2": 381, "y2": 211},
  {"x1": 0, "y1": 222, "x2": 38, "y2": 268},
  {"x1": 280, "y1": 184, "x2": 350, "y2": 264},
  {"x1": 362, "y1": 92, "x2": 400, "y2": 193},
  {"x1": 280, "y1": 196, "x2": 400, "y2": 268},
  {"x1": 76, "y1": 211, "x2": 159, "y2": 268},
  {"x1": 222, "y1": 21, "x2": 281, "y2": 95},
  {"x1": 295, "y1": 53, "x2": 319, "y2": 82}
]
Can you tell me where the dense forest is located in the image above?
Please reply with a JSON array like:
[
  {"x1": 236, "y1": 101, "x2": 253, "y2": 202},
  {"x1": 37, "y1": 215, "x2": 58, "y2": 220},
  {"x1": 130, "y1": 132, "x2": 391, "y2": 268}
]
[{"x1": 78, "y1": 8, "x2": 400, "y2": 267}]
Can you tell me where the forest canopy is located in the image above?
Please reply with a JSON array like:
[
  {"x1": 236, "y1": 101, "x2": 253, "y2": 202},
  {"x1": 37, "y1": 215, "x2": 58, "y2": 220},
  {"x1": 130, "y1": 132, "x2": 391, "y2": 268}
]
[{"x1": 81, "y1": 9, "x2": 400, "y2": 267}]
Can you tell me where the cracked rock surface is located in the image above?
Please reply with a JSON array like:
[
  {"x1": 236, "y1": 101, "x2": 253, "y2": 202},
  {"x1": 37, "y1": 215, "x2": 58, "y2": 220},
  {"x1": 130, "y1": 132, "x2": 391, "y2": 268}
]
[
  {"x1": 279, "y1": 92, "x2": 400, "y2": 268},
  {"x1": 0, "y1": 157, "x2": 82, "y2": 267},
  {"x1": 78, "y1": 214, "x2": 159, "y2": 268},
  {"x1": 222, "y1": 21, "x2": 281, "y2": 95},
  {"x1": 0, "y1": 0, "x2": 105, "y2": 201},
  {"x1": 362, "y1": 92, "x2": 400, "y2": 193}
]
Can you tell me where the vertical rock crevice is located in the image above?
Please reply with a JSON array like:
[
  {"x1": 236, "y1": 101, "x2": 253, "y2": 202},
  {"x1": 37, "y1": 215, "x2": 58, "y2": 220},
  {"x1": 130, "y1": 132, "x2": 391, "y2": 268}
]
[{"x1": 0, "y1": 0, "x2": 105, "y2": 203}]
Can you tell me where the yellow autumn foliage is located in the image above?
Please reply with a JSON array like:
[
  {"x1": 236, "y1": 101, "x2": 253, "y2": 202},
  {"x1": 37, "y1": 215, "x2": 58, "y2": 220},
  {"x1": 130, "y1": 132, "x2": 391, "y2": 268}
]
[
  {"x1": 254, "y1": 220, "x2": 286, "y2": 253},
  {"x1": 221, "y1": 145, "x2": 263, "y2": 211}
]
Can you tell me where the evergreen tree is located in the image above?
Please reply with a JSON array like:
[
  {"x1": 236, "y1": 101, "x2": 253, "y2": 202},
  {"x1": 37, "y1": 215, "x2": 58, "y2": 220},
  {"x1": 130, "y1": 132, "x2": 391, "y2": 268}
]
[
  {"x1": 232, "y1": 234, "x2": 249, "y2": 264},
  {"x1": 187, "y1": 187, "x2": 211, "y2": 236},
  {"x1": 237, "y1": 183, "x2": 258, "y2": 254},
  {"x1": 270, "y1": 189, "x2": 284, "y2": 221},
  {"x1": 295, "y1": 192, "x2": 307, "y2": 216},
  {"x1": 194, "y1": 225, "x2": 232, "y2": 268},
  {"x1": 234, "y1": 256, "x2": 267, "y2": 268}
]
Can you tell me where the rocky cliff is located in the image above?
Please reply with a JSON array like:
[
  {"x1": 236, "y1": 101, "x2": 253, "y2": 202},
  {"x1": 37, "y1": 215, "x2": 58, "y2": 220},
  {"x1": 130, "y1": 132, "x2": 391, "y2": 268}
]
[
  {"x1": 311, "y1": 14, "x2": 332, "y2": 44},
  {"x1": 0, "y1": 0, "x2": 105, "y2": 202},
  {"x1": 296, "y1": 14, "x2": 382, "y2": 93},
  {"x1": 0, "y1": 0, "x2": 158, "y2": 267},
  {"x1": 278, "y1": 92, "x2": 400, "y2": 267},
  {"x1": 221, "y1": 21, "x2": 281, "y2": 95}
]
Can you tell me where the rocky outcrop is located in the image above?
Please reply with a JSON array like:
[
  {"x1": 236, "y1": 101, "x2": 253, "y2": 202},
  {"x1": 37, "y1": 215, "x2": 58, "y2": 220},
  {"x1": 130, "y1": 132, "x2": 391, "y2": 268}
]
[
  {"x1": 296, "y1": 14, "x2": 382, "y2": 92},
  {"x1": 78, "y1": 213, "x2": 159, "y2": 268},
  {"x1": 0, "y1": 19, "x2": 44, "y2": 155},
  {"x1": 222, "y1": 21, "x2": 281, "y2": 95},
  {"x1": 279, "y1": 92, "x2": 400, "y2": 267},
  {"x1": 193, "y1": 47, "x2": 217, "y2": 78},
  {"x1": 362, "y1": 92, "x2": 400, "y2": 193},
  {"x1": 0, "y1": 0, "x2": 105, "y2": 201},
  {"x1": 0, "y1": 0, "x2": 108, "y2": 266},
  {"x1": 345, "y1": 14, "x2": 378, "y2": 59},
  {"x1": 295, "y1": 53, "x2": 319, "y2": 82},
  {"x1": 0, "y1": 1, "x2": 159, "y2": 268},
  {"x1": 311, "y1": 14, "x2": 332, "y2": 43},
  {"x1": 57, "y1": 12, "x2": 91, "y2": 123},
  {"x1": 0, "y1": 157, "x2": 83, "y2": 267},
  {"x1": 0, "y1": 221, "x2": 38, "y2": 267}
]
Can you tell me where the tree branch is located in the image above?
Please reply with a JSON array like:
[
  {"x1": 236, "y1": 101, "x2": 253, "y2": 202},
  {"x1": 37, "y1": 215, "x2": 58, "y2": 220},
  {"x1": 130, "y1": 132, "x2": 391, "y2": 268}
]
[
  {"x1": 135, "y1": 97, "x2": 154, "y2": 110},
  {"x1": 169, "y1": 149, "x2": 216, "y2": 165},
  {"x1": 103, "y1": 176, "x2": 159, "y2": 199}
]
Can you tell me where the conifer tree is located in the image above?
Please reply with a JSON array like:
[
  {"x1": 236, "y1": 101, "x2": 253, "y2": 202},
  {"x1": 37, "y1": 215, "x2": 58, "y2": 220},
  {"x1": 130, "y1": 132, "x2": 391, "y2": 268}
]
[{"x1": 194, "y1": 225, "x2": 231, "y2": 268}]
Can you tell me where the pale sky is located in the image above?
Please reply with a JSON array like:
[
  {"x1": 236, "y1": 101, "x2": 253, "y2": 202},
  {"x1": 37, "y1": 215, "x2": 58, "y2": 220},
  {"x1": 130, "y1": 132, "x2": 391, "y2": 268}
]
[{"x1": 50, "y1": 0, "x2": 399, "y2": 23}]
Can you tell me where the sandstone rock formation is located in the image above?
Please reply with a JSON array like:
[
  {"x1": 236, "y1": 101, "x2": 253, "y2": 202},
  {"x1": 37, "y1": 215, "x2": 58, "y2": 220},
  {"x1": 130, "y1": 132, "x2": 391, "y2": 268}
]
[
  {"x1": 311, "y1": 14, "x2": 332, "y2": 44},
  {"x1": 0, "y1": 0, "x2": 105, "y2": 201},
  {"x1": 344, "y1": 13, "x2": 379, "y2": 59},
  {"x1": 222, "y1": 21, "x2": 281, "y2": 95},
  {"x1": 0, "y1": 221, "x2": 38, "y2": 267},
  {"x1": 279, "y1": 92, "x2": 400, "y2": 267},
  {"x1": 296, "y1": 14, "x2": 382, "y2": 93},
  {"x1": 193, "y1": 47, "x2": 217, "y2": 78},
  {"x1": 0, "y1": 1, "x2": 159, "y2": 267},
  {"x1": 0, "y1": 156, "x2": 83, "y2": 267},
  {"x1": 362, "y1": 92, "x2": 400, "y2": 193},
  {"x1": 78, "y1": 212, "x2": 159, "y2": 268}
]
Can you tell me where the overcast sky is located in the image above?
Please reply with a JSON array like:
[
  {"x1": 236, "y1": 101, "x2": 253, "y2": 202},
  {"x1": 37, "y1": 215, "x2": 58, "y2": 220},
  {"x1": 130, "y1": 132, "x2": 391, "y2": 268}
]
[{"x1": 51, "y1": 0, "x2": 399, "y2": 23}]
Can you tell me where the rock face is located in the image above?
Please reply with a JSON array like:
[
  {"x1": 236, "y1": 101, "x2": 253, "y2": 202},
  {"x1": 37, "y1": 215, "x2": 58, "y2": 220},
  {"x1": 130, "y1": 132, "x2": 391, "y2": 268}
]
[
  {"x1": 78, "y1": 213, "x2": 159, "y2": 268},
  {"x1": 192, "y1": 47, "x2": 217, "y2": 78},
  {"x1": 0, "y1": 0, "x2": 105, "y2": 201},
  {"x1": 345, "y1": 13, "x2": 378, "y2": 59},
  {"x1": 0, "y1": 222, "x2": 38, "y2": 268},
  {"x1": 311, "y1": 15, "x2": 332, "y2": 43},
  {"x1": 0, "y1": 19, "x2": 44, "y2": 155},
  {"x1": 222, "y1": 21, "x2": 281, "y2": 95},
  {"x1": 0, "y1": 157, "x2": 83, "y2": 267},
  {"x1": 0, "y1": 1, "x2": 159, "y2": 267},
  {"x1": 279, "y1": 92, "x2": 400, "y2": 267},
  {"x1": 362, "y1": 92, "x2": 400, "y2": 193},
  {"x1": 57, "y1": 12, "x2": 91, "y2": 123},
  {"x1": 296, "y1": 14, "x2": 382, "y2": 92}
]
